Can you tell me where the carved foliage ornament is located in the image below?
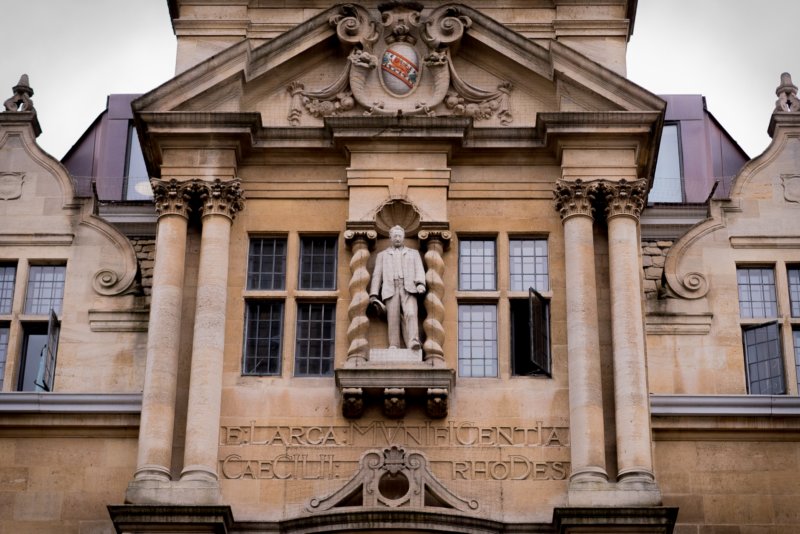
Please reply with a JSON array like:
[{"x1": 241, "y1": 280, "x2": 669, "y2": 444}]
[
  {"x1": 151, "y1": 178, "x2": 245, "y2": 219},
  {"x1": 287, "y1": 3, "x2": 513, "y2": 124}
]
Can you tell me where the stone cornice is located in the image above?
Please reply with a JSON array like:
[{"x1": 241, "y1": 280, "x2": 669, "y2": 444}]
[
  {"x1": 0, "y1": 393, "x2": 142, "y2": 413},
  {"x1": 650, "y1": 394, "x2": 800, "y2": 417}
]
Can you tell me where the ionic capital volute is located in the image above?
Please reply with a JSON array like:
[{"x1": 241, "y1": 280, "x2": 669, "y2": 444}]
[
  {"x1": 151, "y1": 178, "x2": 195, "y2": 219},
  {"x1": 599, "y1": 178, "x2": 648, "y2": 221},
  {"x1": 344, "y1": 228, "x2": 378, "y2": 249},
  {"x1": 418, "y1": 229, "x2": 452, "y2": 249},
  {"x1": 553, "y1": 179, "x2": 596, "y2": 221},
  {"x1": 197, "y1": 178, "x2": 245, "y2": 220}
]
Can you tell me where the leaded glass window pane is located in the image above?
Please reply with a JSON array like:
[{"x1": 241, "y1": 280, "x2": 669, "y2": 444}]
[
  {"x1": 510, "y1": 238, "x2": 549, "y2": 291},
  {"x1": 299, "y1": 237, "x2": 337, "y2": 290},
  {"x1": 247, "y1": 238, "x2": 287, "y2": 290},
  {"x1": 295, "y1": 303, "x2": 336, "y2": 376},
  {"x1": 0, "y1": 324, "x2": 8, "y2": 390},
  {"x1": 743, "y1": 322, "x2": 785, "y2": 395},
  {"x1": 459, "y1": 239, "x2": 496, "y2": 291},
  {"x1": 0, "y1": 265, "x2": 16, "y2": 314},
  {"x1": 458, "y1": 304, "x2": 497, "y2": 377},
  {"x1": 243, "y1": 301, "x2": 284, "y2": 375},
  {"x1": 788, "y1": 267, "x2": 800, "y2": 317},
  {"x1": 24, "y1": 266, "x2": 66, "y2": 315},
  {"x1": 737, "y1": 267, "x2": 777, "y2": 319}
]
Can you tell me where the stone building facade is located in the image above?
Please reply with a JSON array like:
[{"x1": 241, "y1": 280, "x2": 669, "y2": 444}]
[{"x1": 0, "y1": 2, "x2": 799, "y2": 533}]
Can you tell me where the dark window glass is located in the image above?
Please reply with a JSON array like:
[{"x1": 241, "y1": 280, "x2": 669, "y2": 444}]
[
  {"x1": 794, "y1": 329, "x2": 800, "y2": 392},
  {"x1": 243, "y1": 301, "x2": 284, "y2": 375},
  {"x1": 17, "y1": 323, "x2": 48, "y2": 392},
  {"x1": 24, "y1": 266, "x2": 66, "y2": 315},
  {"x1": 299, "y1": 237, "x2": 337, "y2": 290},
  {"x1": 459, "y1": 239, "x2": 496, "y2": 291},
  {"x1": 788, "y1": 267, "x2": 800, "y2": 317},
  {"x1": 294, "y1": 303, "x2": 336, "y2": 376},
  {"x1": 247, "y1": 238, "x2": 287, "y2": 290},
  {"x1": 510, "y1": 291, "x2": 551, "y2": 377},
  {"x1": 737, "y1": 267, "x2": 777, "y2": 319},
  {"x1": 0, "y1": 265, "x2": 15, "y2": 314},
  {"x1": 743, "y1": 322, "x2": 785, "y2": 395},
  {"x1": 649, "y1": 123, "x2": 683, "y2": 203},
  {"x1": 458, "y1": 304, "x2": 497, "y2": 377},
  {"x1": 509, "y1": 239, "x2": 548, "y2": 292},
  {"x1": 0, "y1": 324, "x2": 8, "y2": 390}
]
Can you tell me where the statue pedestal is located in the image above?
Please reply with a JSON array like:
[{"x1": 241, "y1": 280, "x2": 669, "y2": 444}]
[{"x1": 368, "y1": 347, "x2": 423, "y2": 363}]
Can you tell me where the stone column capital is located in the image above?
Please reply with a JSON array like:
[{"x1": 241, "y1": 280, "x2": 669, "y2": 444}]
[
  {"x1": 197, "y1": 179, "x2": 245, "y2": 220},
  {"x1": 554, "y1": 179, "x2": 597, "y2": 221},
  {"x1": 151, "y1": 178, "x2": 196, "y2": 219},
  {"x1": 344, "y1": 229, "x2": 378, "y2": 248},
  {"x1": 599, "y1": 178, "x2": 648, "y2": 221}
]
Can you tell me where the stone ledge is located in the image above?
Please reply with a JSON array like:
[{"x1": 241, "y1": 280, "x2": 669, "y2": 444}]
[
  {"x1": 0, "y1": 392, "x2": 142, "y2": 413},
  {"x1": 552, "y1": 506, "x2": 678, "y2": 534},
  {"x1": 89, "y1": 309, "x2": 150, "y2": 332},
  {"x1": 125, "y1": 478, "x2": 222, "y2": 507},
  {"x1": 108, "y1": 504, "x2": 233, "y2": 534},
  {"x1": 650, "y1": 394, "x2": 800, "y2": 417}
]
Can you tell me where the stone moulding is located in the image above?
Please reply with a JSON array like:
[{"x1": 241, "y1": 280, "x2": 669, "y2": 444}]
[
  {"x1": 286, "y1": 3, "x2": 513, "y2": 124},
  {"x1": 307, "y1": 445, "x2": 478, "y2": 513}
]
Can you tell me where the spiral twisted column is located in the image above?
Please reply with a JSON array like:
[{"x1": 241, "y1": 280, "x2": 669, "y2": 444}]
[
  {"x1": 419, "y1": 230, "x2": 450, "y2": 367},
  {"x1": 599, "y1": 178, "x2": 655, "y2": 485},
  {"x1": 132, "y1": 179, "x2": 196, "y2": 485},
  {"x1": 345, "y1": 229, "x2": 376, "y2": 364},
  {"x1": 553, "y1": 180, "x2": 608, "y2": 489}
]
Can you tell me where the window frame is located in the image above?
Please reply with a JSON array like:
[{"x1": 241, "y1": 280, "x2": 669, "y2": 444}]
[
  {"x1": 648, "y1": 121, "x2": 684, "y2": 204},
  {"x1": 735, "y1": 263, "x2": 800, "y2": 395}
]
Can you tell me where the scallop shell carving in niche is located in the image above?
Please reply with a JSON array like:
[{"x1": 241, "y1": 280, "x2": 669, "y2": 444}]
[{"x1": 374, "y1": 200, "x2": 421, "y2": 236}]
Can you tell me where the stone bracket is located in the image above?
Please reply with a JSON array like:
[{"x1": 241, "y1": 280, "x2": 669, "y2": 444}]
[{"x1": 335, "y1": 366, "x2": 454, "y2": 419}]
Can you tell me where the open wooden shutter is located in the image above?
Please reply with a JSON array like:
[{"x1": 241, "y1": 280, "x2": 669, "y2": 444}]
[{"x1": 529, "y1": 288, "x2": 551, "y2": 377}]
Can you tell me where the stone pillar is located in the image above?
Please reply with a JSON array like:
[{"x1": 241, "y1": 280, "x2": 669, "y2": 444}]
[
  {"x1": 601, "y1": 178, "x2": 655, "y2": 484},
  {"x1": 553, "y1": 180, "x2": 608, "y2": 486},
  {"x1": 419, "y1": 229, "x2": 450, "y2": 367},
  {"x1": 344, "y1": 229, "x2": 377, "y2": 365},
  {"x1": 133, "y1": 179, "x2": 194, "y2": 483},
  {"x1": 180, "y1": 179, "x2": 244, "y2": 488}
]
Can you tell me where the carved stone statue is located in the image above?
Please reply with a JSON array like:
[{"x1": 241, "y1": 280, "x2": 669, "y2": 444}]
[{"x1": 369, "y1": 225, "x2": 426, "y2": 350}]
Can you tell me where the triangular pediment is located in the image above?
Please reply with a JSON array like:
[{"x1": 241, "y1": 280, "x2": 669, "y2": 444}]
[{"x1": 134, "y1": 3, "x2": 662, "y2": 130}]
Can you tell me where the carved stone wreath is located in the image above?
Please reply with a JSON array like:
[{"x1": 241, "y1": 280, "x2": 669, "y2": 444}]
[{"x1": 287, "y1": 3, "x2": 512, "y2": 125}]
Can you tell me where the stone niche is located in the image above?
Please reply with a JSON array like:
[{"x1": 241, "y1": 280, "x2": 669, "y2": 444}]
[{"x1": 336, "y1": 198, "x2": 454, "y2": 420}]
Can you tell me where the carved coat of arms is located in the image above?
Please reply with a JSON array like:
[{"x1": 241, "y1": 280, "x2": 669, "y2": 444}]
[
  {"x1": 288, "y1": 3, "x2": 512, "y2": 124},
  {"x1": 0, "y1": 172, "x2": 24, "y2": 200},
  {"x1": 781, "y1": 174, "x2": 800, "y2": 203}
]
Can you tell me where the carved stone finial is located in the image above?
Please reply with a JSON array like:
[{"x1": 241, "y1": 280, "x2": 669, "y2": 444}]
[
  {"x1": 599, "y1": 178, "x2": 648, "y2": 220},
  {"x1": 553, "y1": 179, "x2": 596, "y2": 221},
  {"x1": 4, "y1": 74, "x2": 35, "y2": 112},
  {"x1": 775, "y1": 72, "x2": 800, "y2": 112},
  {"x1": 197, "y1": 178, "x2": 245, "y2": 220}
]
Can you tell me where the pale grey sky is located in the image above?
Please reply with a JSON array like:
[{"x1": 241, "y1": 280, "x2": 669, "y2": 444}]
[{"x1": 1, "y1": 0, "x2": 796, "y2": 160}]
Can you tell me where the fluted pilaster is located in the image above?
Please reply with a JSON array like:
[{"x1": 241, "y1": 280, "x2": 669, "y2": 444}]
[{"x1": 345, "y1": 229, "x2": 377, "y2": 364}]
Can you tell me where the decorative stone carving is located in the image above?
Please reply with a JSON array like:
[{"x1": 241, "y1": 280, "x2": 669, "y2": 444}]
[
  {"x1": 553, "y1": 179, "x2": 596, "y2": 220},
  {"x1": 599, "y1": 178, "x2": 648, "y2": 220},
  {"x1": 287, "y1": 3, "x2": 512, "y2": 123},
  {"x1": 374, "y1": 198, "x2": 422, "y2": 236},
  {"x1": 774, "y1": 72, "x2": 800, "y2": 112},
  {"x1": 3, "y1": 74, "x2": 35, "y2": 113},
  {"x1": 0, "y1": 172, "x2": 24, "y2": 200},
  {"x1": 342, "y1": 387, "x2": 364, "y2": 419},
  {"x1": 426, "y1": 387, "x2": 448, "y2": 418},
  {"x1": 345, "y1": 229, "x2": 377, "y2": 364},
  {"x1": 307, "y1": 446, "x2": 479, "y2": 512},
  {"x1": 197, "y1": 178, "x2": 245, "y2": 220},
  {"x1": 781, "y1": 174, "x2": 800, "y2": 203},
  {"x1": 419, "y1": 229, "x2": 450, "y2": 365},
  {"x1": 383, "y1": 387, "x2": 406, "y2": 418},
  {"x1": 151, "y1": 178, "x2": 196, "y2": 219}
]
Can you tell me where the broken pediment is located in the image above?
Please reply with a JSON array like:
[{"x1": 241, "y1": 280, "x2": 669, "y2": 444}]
[
  {"x1": 307, "y1": 446, "x2": 478, "y2": 513},
  {"x1": 134, "y1": 4, "x2": 661, "y2": 130}
]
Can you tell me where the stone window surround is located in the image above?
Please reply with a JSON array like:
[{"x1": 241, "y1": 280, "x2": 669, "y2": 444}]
[
  {"x1": 454, "y1": 232, "x2": 552, "y2": 380},
  {"x1": 0, "y1": 258, "x2": 66, "y2": 392},
  {"x1": 242, "y1": 232, "x2": 339, "y2": 378},
  {"x1": 736, "y1": 262, "x2": 800, "y2": 396}
]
